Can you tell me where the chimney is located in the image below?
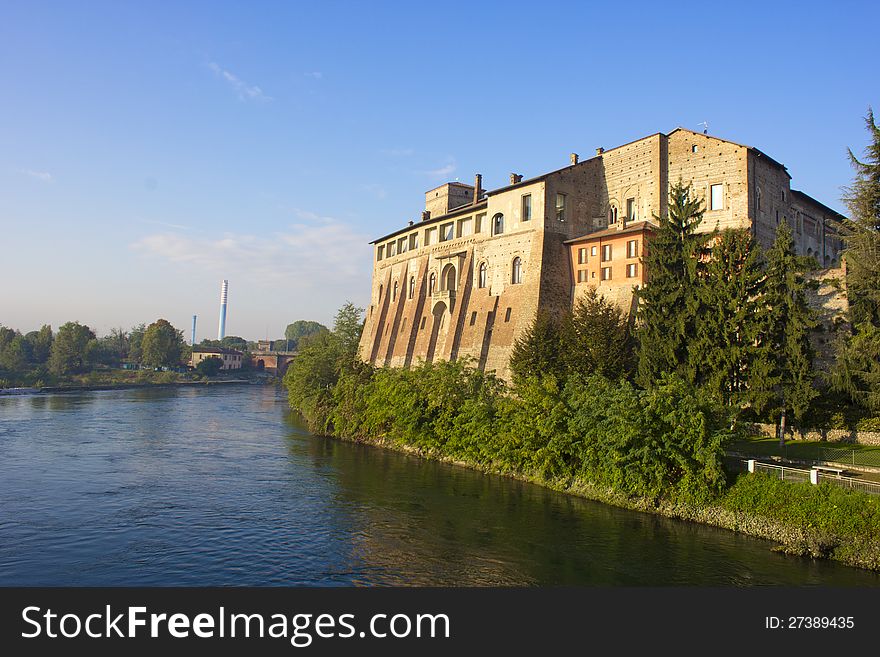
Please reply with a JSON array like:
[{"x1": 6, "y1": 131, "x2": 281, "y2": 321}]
[
  {"x1": 421, "y1": 210, "x2": 431, "y2": 222},
  {"x1": 473, "y1": 174, "x2": 483, "y2": 204},
  {"x1": 217, "y1": 280, "x2": 228, "y2": 340},
  {"x1": 596, "y1": 147, "x2": 604, "y2": 156},
  {"x1": 570, "y1": 153, "x2": 579, "y2": 165},
  {"x1": 408, "y1": 220, "x2": 414, "y2": 226},
  {"x1": 509, "y1": 173, "x2": 523, "y2": 184}
]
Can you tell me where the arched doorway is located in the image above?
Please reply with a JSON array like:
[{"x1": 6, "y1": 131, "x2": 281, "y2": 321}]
[{"x1": 426, "y1": 301, "x2": 447, "y2": 363}]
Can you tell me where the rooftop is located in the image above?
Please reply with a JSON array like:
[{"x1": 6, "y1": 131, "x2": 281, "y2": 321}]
[{"x1": 564, "y1": 220, "x2": 657, "y2": 244}]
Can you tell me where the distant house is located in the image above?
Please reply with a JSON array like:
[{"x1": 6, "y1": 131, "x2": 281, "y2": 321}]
[{"x1": 190, "y1": 346, "x2": 243, "y2": 371}]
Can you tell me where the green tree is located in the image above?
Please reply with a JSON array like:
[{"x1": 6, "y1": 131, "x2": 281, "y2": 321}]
[
  {"x1": 562, "y1": 288, "x2": 635, "y2": 381},
  {"x1": 636, "y1": 180, "x2": 710, "y2": 388},
  {"x1": 195, "y1": 355, "x2": 223, "y2": 377},
  {"x1": 834, "y1": 109, "x2": 880, "y2": 412},
  {"x1": 509, "y1": 310, "x2": 564, "y2": 386},
  {"x1": 24, "y1": 325, "x2": 53, "y2": 363},
  {"x1": 140, "y1": 319, "x2": 185, "y2": 367},
  {"x1": 333, "y1": 302, "x2": 364, "y2": 358},
  {"x1": 760, "y1": 221, "x2": 818, "y2": 442},
  {"x1": 690, "y1": 229, "x2": 769, "y2": 408},
  {"x1": 0, "y1": 333, "x2": 30, "y2": 373},
  {"x1": 49, "y1": 322, "x2": 99, "y2": 375},
  {"x1": 128, "y1": 323, "x2": 147, "y2": 363},
  {"x1": 841, "y1": 108, "x2": 880, "y2": 326},
  {"x1": 284, "y1": 320, "x2": 329, "y2": 350},
  {"x1": 220, "y1": 336, "x2": 248, "y2": 351}
]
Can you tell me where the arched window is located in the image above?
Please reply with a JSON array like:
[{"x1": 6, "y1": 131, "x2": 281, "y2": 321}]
[
  {"x1": 378, "y1": 284, "x2": 383, "y2": 300},
  {"x1": 442, "y1": 264, "x2": 456, "y2": 292},
  {"x1": 409, "y1": 276, "x2": 415, "y2": 299},
  {"x1": 392, "y1": 281, "x2": 398, "y2": 302},
  {"x1": 478, "y1": 262, "x2": 487, "y2": 288},
  {"x1": 512, "y1": 257, "x2": 522, "y2": 284},
  {"x1": 429, "y1": 272, "x2": 436, "y2": 296},
  {"x1": 608, "y1": 205, "x2": 618, "y2": 224},
  {"x1": 493, "y1": 213, "x2": 504, "y2": 235}
]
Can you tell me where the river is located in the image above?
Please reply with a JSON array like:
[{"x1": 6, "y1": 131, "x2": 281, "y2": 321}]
[{"x1": 0, "y1": 385, "x2": 876, "y2": 586}]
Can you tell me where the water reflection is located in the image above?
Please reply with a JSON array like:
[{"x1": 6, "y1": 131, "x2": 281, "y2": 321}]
[{"x1": 0, "y1": 386, "x2": 877, "y2": 587}]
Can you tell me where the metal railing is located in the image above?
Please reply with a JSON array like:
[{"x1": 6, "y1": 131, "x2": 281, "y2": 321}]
[
  {"x1": 748, "y1": 460, "x2": 880, "y2": 496},
  {"x1": 753, "y1": 462, "x2": 811, "y2": 484}
]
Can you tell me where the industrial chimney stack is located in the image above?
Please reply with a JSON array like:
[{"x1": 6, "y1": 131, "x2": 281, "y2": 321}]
[
  {"x1": 192, "y1": 315, "x2": 197, "y2": 345},
  {"x1": 218, "y1": 280, "x2": 228, "y2": 340}
]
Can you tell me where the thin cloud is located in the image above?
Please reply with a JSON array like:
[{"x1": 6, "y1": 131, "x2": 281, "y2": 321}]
[
  {"x1": 208, "y1": 62, "x2": 272, "y2": 101},
  {"x1": 141, "y1": 219, "x2": 191, "y2": 231},
  {"x1": 304, "y1": 71, "x2": 323, "y2": 80},
  {"x1": 131, "y1": 214, "x2": 371, "y2": 287},
  {"x1": 420, "y1": 157, "x2": 457, "y2": 178},
  {"x1": 19, "y1": 169, "x2": 54, "y2": 182}
]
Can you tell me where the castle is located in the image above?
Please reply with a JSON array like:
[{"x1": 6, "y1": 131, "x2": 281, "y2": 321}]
[{"x1": 357, "y1": 128, "x2": 846, "y2": 381}]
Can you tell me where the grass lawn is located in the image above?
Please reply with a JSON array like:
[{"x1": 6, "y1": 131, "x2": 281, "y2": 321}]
[{"x1": 729, "y1": 435, "x2": 880, "y2": 469}]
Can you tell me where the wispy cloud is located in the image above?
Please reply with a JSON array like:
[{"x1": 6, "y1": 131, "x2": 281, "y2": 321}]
[
  {"x1": 208, "y1": 62, "x2": 272, "y2": 101},
  {"x1": 19, "y1": 169, "x2": 54, "y2": 183},
  {"x1": 141, "y1": 219, "x2": 191, "y2": 231},
  {"x1": 359, "y1": 183, "x2": 387, "y2": 200},
  {"x1": 420, "y1": 157, "x2": 457, "y2": 178},
  {"x1": 131, "y1": 213, "x2": 370, "y2": 288},
  {"x1": 304, "y1": 71, "x2": 323, "y2": 80}
]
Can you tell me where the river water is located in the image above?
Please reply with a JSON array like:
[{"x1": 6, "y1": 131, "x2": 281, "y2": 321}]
[{"x1": 0, "y1": 385, "x2": 876, "y2": 586}]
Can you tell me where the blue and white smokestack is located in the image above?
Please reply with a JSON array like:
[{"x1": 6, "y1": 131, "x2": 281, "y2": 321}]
[
  {"x1": 191, "y1": 315, "x2": 197, "y2": 345},
  {"x1": 218, "y1": 280, "x2": 228, "y2": 340}
]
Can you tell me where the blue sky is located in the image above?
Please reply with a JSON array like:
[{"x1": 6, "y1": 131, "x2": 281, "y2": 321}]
[{"x1": 1, "y1": 0, "x2": 877, "y2": 341}]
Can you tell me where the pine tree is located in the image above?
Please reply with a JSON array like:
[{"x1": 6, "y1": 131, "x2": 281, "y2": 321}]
[
  {"x1": 509, "y1": 310, "x2": 564, "y2": 386},
  {"x1": 841, "y1": 108, "x2": 880, "y2": 326},
  {"x1": 689, "y1": 229, "x2": 768, "y2": 408},
  {"x1": 636, "y1": 179, "x2": 709, "y2": 388},
  {"x1": 562, "y1": 288, "x2": 634, "y2": 381},
  {"x1": 760, "y1": 221, "x2": 817, "y2": 443},
  {"x1": 833, "y1": 108, "x2": 880, "y2": 411}
]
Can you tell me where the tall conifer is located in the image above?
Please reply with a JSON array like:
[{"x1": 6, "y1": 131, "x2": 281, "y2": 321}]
[
  {"x1": 636, "y1": 180, "x2": 709, "y2": 388},
  {"x1": 759, "y1": 221, "x2": 817, "y2": 442},
  {"x1": 690, "y1": 229, "x2": 767, "y2": 408}
]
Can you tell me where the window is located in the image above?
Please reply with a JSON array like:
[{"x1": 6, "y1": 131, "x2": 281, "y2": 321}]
[
  {"x1": 692, "y1": 145, "x2": 699, "y2": 153},
  {"x1": 781, "y1": 190, "x2": 786, "y2": 202},
  {"x1": 429, "y1": 273, "x2": 436, "y2": 295},
  {"x1": 420, "y1": 317, "x2": 426, "y2": 330},
  {"x1": 409, "y1": 233, "x2": 419, "y2": 250},
  {"x1": 392, "y1": 281, "x2": 398, "y2": 302},
  {"x1": 577, "y1": 269, "x2": 588, "y2": 283},
  {"x1": 796, "y1": 212, "x2": 802, "y2": 234},
  {"x1": 409, "y1": 276, "x2": 415, "y2": 299},
  {"x1": 470, "y1": 311, "x2": 477, "y2": 326},
  {"x1": 609, "y1": 205, "x2": 618, "y2": 224},
  {"x1": 475, "y1": 213, "x2": 486, "y2": 233},
  {"x1": 478, "y1": 262, "x2": 487, "y2": 288},
  {"x1": 440, "y1": 222, "x2": 454, "y2": 241},
  {"x1": 493, "y1": 213, "x2": 504, "y2": 235},
  {"x1": 591, "y1": 271, "x2": 596, "y2": 279},
  {"x1": 556, "y1": 193, "x2": 566, "y2": 221},
  {"x1": 757, "y1": 188, "x2": 762, "y2": 212},
  {"x1": 626, "y1": 263, "x2": 638, "y2": 278},
  {"x1": 425, "y1": 227, "x2": 437, "y2": 246},
  {"x1": 387, "y1": 241, "x2": 396, "y2": 257},
  {"x1": 627, "y1": 240, "x2": 638, "y2": 258},
  {"x1": 601, "y1": 267, "x2": 612, "y2": 281},
  {"x1": 378, "y1": 284, "x2": 383, "y2": 300},
  {"x1": 590, "y1": 246, "x2": 598, "y2": 257},
  {"x1": 504, "y1": 307, "x2": 512, "y2": 322},
  {"x1": 522, "y1": 194, "x2": 532, "y2": 221},
  {"x1": 626, "y1": 198, "x2": 636, "y2": 221},
  {"x1": 578, "y1": 247, "x2": 587, "y2": 264},
  {"x1": 377, "y1": 245, "x2": 384, "y2": 261},
  {"x1": 457, "y1": 217, "x2": 473, "y2": 237},
  {"x1": 602, "y1": 244, "x2": 612, "y2": 261},
  {"x1": 398, "y1": 236, "x2": 408, "y2": 253},
  {"x1": 710, "y1": 184, "x2": 723, "y2": 211},
  {"x1": 512, "y1": 257, "x2": 522, "y2": 284}
]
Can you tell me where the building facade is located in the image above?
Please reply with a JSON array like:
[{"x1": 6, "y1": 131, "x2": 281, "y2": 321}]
[
  {"x1": 190, "y1": 346, "x2": 243, "y2": 371},
  {"x1": 358, "y1": 128, "x2": 845, "y2": 381}
]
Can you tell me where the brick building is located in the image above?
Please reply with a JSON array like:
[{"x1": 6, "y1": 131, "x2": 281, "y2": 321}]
[{"x1": 358, "y1": 128, "x2": 845, "y2": 381}]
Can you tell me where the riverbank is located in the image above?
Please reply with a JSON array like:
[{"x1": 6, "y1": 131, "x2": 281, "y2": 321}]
[
  {"x1": 1, "y1": 378, "x2": 261, "y2": 395},
  {"x1": 319, "y1": 430, "x2": 880, "y2": 573}
]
